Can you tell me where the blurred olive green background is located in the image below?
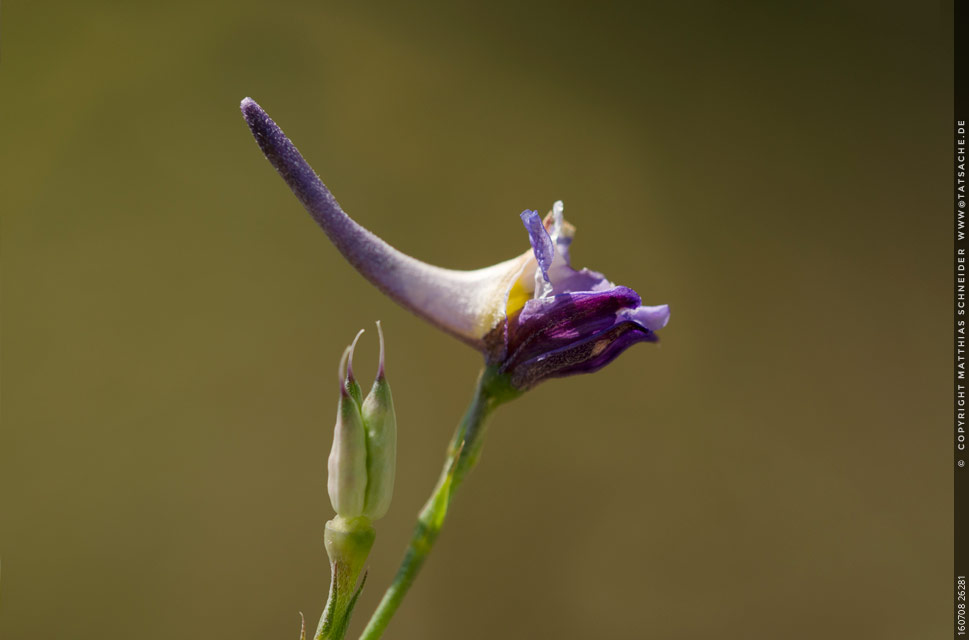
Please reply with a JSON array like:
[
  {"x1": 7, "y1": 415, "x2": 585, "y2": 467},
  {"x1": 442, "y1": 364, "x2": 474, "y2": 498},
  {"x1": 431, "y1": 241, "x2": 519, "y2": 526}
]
[{"x1": 0, "y1": 1, "x2": 953, "y2": 638}]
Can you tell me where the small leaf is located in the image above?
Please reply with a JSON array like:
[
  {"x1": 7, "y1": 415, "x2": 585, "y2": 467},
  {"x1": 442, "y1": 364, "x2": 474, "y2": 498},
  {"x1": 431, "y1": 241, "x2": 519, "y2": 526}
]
[{"x1": 340, "y1": 571, "x2": 369, "y2": 635}]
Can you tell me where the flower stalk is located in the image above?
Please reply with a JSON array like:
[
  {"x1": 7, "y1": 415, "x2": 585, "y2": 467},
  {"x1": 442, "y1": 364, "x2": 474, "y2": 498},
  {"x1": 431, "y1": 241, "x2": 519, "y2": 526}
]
[
  {"x1": 359, "y1": 366, "x2": 519, "y2": 640},
  {"x1": 317, "y1": 517, "x2": 374, "y2": 640}
]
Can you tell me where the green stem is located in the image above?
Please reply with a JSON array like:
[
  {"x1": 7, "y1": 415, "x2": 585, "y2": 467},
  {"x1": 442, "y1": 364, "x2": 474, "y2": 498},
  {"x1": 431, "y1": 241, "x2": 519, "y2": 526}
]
[
  {"x1": 358, "y1": 366, "x2": 519, "y2": 640},
  {"x1": 317, "y1": 517, "x2": 375, "y2": 640}
]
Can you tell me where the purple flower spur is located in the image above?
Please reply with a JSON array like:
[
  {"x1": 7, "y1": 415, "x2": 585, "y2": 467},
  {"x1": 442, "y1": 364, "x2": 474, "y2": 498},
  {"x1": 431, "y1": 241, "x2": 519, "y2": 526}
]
[{"x1": 240, "y1": 98, "x2": 669, "y2": 390}]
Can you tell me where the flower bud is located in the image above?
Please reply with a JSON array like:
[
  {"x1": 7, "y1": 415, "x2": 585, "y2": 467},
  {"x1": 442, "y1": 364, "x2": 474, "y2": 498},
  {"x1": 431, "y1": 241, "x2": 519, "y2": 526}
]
[
  {"x1": 327, "y1": 342, "x2": 368, "y2": 518},
  {"x1": 361, "y1": 321, "x2": 396, "y2": 521},
  {"x1": 326, "y1": 326, "x2": 398, "y2": 522}
]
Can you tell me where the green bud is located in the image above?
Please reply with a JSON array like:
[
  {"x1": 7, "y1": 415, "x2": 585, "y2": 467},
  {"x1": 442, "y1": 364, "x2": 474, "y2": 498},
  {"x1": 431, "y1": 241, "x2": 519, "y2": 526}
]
[
  {"x1": 327, "y1": 345, "x2": 367, "y2": 518},
  {"x1": 361, "y1": 321, "x2": 397, "y2": 521}
]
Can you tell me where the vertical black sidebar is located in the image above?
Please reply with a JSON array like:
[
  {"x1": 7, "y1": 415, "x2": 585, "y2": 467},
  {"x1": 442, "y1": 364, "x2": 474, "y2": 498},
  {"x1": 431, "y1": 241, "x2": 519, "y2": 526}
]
[{"x1": 956, "y1": 1, "x2": 967, "y2": 637}]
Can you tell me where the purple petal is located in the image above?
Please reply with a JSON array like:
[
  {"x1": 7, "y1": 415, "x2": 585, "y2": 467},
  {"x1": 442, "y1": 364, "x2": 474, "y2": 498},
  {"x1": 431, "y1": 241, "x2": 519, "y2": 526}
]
[
  {"x1": 548, "y1": 265, "x2": 613, "y2": 295},
  {"x1": 623, "y1": 304, "x2": 670, "y2": 332},
  {"x1": 507, "y1": 321, "x2": 657, "y2": 390},
  {"x1": 516, "y1": 287, "x2": 641, "y2": 336},
  {"x1": 519, "y1": 209, "x2": 554, "y2": 286},
  {"x1": 504, "y1": 286, "x2": 644, "y2": 370}
]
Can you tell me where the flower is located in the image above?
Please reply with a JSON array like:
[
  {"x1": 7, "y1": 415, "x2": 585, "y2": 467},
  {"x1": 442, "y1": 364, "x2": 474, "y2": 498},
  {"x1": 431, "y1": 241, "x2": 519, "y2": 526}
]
[
  {"x1": 241, "y1": 98, "x2": 669, "y2": 390},
  {"x1": 499, "y1": 206, "x2": 669, "y2": 389}
]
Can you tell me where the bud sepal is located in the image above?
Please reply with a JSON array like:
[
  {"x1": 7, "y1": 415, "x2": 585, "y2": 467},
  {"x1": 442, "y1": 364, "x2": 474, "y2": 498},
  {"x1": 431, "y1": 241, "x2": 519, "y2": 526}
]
[
  {"x1": 327, "y1": 342, "x2": 368, "y2": 519},
  {"x1": 360, "y1": 321, "x2": 396, "y2": 521}
]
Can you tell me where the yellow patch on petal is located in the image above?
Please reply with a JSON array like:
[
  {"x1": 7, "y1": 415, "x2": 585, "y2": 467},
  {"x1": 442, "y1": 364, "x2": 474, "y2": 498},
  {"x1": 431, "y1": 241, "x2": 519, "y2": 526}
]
[
  {"x1": 505, "y1": 279, "x2": 531, "y2": 318},
  {"x1": 465, "y1": 252, "x2": 533, "y2": 340}
]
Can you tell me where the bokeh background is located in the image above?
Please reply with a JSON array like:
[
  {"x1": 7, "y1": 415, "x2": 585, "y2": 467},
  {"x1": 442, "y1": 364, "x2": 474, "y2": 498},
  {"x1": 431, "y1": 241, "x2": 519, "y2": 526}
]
[{"x1": 0, "y1": 2, "x2": 953, "y2": 638}]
